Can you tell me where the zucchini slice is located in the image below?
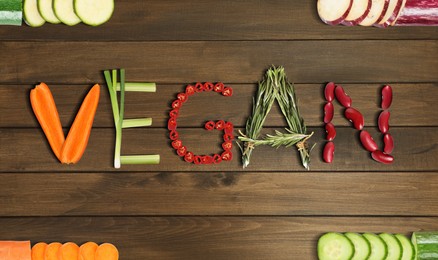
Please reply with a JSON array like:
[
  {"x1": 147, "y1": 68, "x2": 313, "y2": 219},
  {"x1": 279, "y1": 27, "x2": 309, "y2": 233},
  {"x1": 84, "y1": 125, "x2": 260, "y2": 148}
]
[
  {"x1": 379, "y1": 233, "x2": 402, "y2": 260},
  {"x1": 53, "y1": 0, "x2": 80, "y2": 25},
  {"x1": 317, "y1": 232, "x2": 354, "y2": 260},
  {"x1": 0, "y1": 0, "x2": 22, "y2": 26},
  {"x1": 395, "y1": 234, "x2": 415, "y2": 260},
  {"x1": 363, "y1": 233, "x2": 388, "y2": 260},
  {"x1": 74, "y1": 0, "x2": 114, "y2": 26},
  {"x1": 24, "y1": 0, "x2": 45, "y2": 27},
  {"x1": 38, "y1": 0, "x2": 61, "y2": 23},
  {"x1": 344, "y1": 232, "x2": 371, "y2": 260}
]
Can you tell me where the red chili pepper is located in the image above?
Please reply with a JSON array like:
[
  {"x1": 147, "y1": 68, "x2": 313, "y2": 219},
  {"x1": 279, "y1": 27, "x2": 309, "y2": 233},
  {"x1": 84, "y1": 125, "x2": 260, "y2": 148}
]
[
  {"x1": 335, "y1": 85, "x2": 352, "y2": 108},
  {"x1": 195, "y1": 82, "x2": 204, "y2": 92},
  {"x1": 169, "y1": 109, "x2": 179, "y2": 119},
  {"x1": 184, "y1": 151, "x2": 194, "y2": 163},
  {"x1": 325, "y1": 122, "x2": 336, "y2": 141},
  {"x1": 177, "y1": 146, "x2": 187, "y2": 157},
  {"x1": 171, "y1": 99, "x2": 182, "y2": 109},
  {"x1": 359, "y1": 130, "x2": 378, "y2": 152},
  {"x1": 221, "y1": 151, "x2": 233, "y2": 161},
  {"x1": 222, "y1": 87, "x2": 233, "y2": 96},
  {"x1": 167, "y1": 118, "x2": 177, "y2": 130},
  {"x1": 324, "y1": 102, "x2": 334, "y2": 123},
  {"x1": 383, "y1": 133, "x2": 394, "y2": 154},
  {"x1": 204, "y1": 120, "x2": 215, "y2": 130},
  {"x1": 223, "y1": 134, "x2": 234, "y2": 142},
  {"x1": 324, "y1": 82, "x2": 335, "y2": 102},
  {"x1": 215, "y1": 120, "x2": 225, "y2": 130},
  {"x1": 203, "y1": 82, "x2": 214, "y2": 91},
  {"x1": 169, "y1": 130, "x2": 179, "y2": 140},
  {"x1": 213, "y1": 154, "x2": 222, "y2": 164},
  {"x1": 222, "y1": 140, "x2": 233, "y2": 151},
  {"x1": 224, "y1": 122, "x2": 234, "y2": 135},
  {"x1": 371, "y1": 150, "x2": 394, "y2": 164},
  {"x1": 194, "y1": 155, "x2": 202, "y2": 164},
  {"x1": 177, "y1": 92, "x2": 188, "y2": 103},
  {"x1": 378, "y1": 110, "x2": 390, "y2": 134},
  {"x1": 323, "y1": 141, "x2": 335, "y2": 163},
  {"x1": 171, "y1": 139, "x2": 182, "y2": 150},
  {"x1": 381, "y1": 85, "x2": 393, "y2": 110},
  {"x1": 213, "y1": 82, "x2": 224, "y2": 92},
  {"x1": 202, "y1": 155, "x2": 213, "y2": 164},
  {"x1": 344, "y1": 107, "x2": 364, "y2": 130},
  {"x1": 186, "y1": 85, "x2": 196, "y2": 96}
]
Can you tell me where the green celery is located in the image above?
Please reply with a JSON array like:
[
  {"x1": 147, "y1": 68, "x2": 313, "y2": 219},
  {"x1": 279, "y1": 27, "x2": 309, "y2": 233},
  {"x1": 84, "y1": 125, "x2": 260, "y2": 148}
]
[
  {"x1": 121, "y1": 155, "x2": 160, "y2": 165},
  {"x1": 116, "y1": 82, "x2": 156, "y2": 92},
  {"x1": 122, "y1": 118, "x2": 152, "y2": 128}
]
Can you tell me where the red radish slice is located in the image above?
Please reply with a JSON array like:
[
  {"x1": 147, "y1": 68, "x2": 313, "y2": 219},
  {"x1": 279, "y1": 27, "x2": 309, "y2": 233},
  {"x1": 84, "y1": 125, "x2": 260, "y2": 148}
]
[
  {"x1": 374, "y1": 0, "x2": 403, "y2": 27},
  {"x1": 386, "y1": 0, "x2": 407, "y2": 25},
  {"x1": 317, "y1": 0, "x2": 353, "y2": 25},
  {"x1": 394, "y1": 0, "x2": 438, "y2": 26},
  {"x1": 360, "y1": 0, "x2": 390, "y2": 25},
  {"x1": 374, "y1": 0, "x2": 391, "y2": 24},
  {"x1": 342, "y1": 0, "x2": 373, "y2": 25}
]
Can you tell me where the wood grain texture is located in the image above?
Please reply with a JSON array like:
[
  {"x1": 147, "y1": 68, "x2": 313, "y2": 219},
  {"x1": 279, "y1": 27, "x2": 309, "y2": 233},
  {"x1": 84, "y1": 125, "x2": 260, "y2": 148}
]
[
  {"x1": 1, "y1": 83, "x2": 437, "y2": 128},
  {"x1": 0, "y1": 41, "x2": 436, "y2": 84},
  {"x1": 0, "y1": 0, "x2": 437, "y2": 41}
]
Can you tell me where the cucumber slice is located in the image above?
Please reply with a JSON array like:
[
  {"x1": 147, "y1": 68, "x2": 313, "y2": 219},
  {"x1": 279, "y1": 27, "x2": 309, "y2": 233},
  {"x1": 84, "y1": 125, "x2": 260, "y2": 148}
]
[
  {"x1": 412, "y1": 232, "x2": 438, "y2": 260},
  {"x1": 53, "y1": 0, "x2": 80, "y2": 25},
  {"x1": 318, "y1": 232, "x2": 354, "y2": 260},
  {"x1": 379, "y1": 233, "x2": 402, "y2": 260},
  {"x1": 74, "y1": 0, "x2": 114, "y2": 26},
  {"x1": 23, "y1": 0, "x2": 45, "y2": 27},
  {"x1": 363, "y1": 233, "x2": 388, "y2": 260},
  {"x1": 0, "y1": 0, "x2": 22, "y2": 26},
  {"x1": 38, "y1": 0, "x2": 61, "y2": 23},
  {"x1": 344, "y1": 233, "x2": 371, "y2": 260},
  {"x1": 395, "y1": 234, "x2": 415, "y2": 260}
]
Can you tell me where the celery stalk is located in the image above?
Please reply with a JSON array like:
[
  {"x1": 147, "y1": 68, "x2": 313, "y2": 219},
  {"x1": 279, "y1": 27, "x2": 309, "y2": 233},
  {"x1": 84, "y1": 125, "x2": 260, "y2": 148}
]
[
  {"x1": 114, "y1": 69, "x2": 126, "y2": 168},
  {"x1": 121, "y1": 155, "x2": 160, "y2": 165},
  {"x1": 116, "y1": 82, "x2": 156, "y2": 92},
  {"x1": 122, "y1": 118, "x2": 152, "y2": 128},
  {"x1": 104, "y1": 71, "x2": 119, "y2": 126}
]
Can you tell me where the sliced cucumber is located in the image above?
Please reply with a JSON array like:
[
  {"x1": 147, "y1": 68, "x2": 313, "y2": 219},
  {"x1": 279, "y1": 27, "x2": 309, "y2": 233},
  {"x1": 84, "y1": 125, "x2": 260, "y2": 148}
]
[
  {"x1": 74, "y1": 0, "x2": 114, "y2": 26},
  {"x1": 363, "y1": 233, "x2": 388, "y2": 260},
  {"x1": 379, "y1": 233, "x2": 402, "y2": 260},
  {"x1": 53, "y1": 0, "x2": 80, "y2": 25},
  {"x1": 344, "y1": 232, "x2": 371, "y2": 260},
  {"x1": 24, "y1": 0, "x2": 45, "y2": 27},
  {"x1": 412, "y1": 232, "x2": 438, "y2": 260},
  {"x1": 318, "y1": 232, "x2": 354, "y2": 260},
  {"x1": 38, "y1": 0, "x2": 61, "y2": 23},
  {"x1": 395, "y1": 234, "x2": 415, "y2": 260},
  {"x1": 0, "y1": 0, "x2": 22, "y2": 26}
]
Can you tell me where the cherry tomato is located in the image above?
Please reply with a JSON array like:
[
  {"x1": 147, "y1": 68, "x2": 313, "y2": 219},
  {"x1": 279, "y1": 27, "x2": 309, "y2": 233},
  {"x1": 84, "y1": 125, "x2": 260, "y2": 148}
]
[
  {"x1": 186, "y1": 85, "x2": 195, "y2": 96},
  {"x1": 171, "y1": 139, "x2": 182, "y2": 150},
  {"x1": 194, "y1": 155, "x2": 202, "y2": 164},
  {"x1": 202, "y1": 155, "x2": 213, "y2": 164},
  {"x1": 169, "y1": 109, "x2": 179, "y2": 119},
  {"x1": 223, "y1": 134, "x2": 234, "y2": 142},
  {"x1": 215, "y1": 120, "x2": 225, "y2": 130},
  {"x1": 177, "y1": 146, "x2": 187, "y2": 157},
  {"x1": 204, "y1": 121, "x2": 215, "y2": 130},
  {"x1": 171, "y1": 99, "x2": 182, "y2": 109},
  {"x1": 177, "y1": 92, "x2": 188, "y2": 103},
  {"x1": 184, "y1": 151, "x2": 194, "y2": 163},
  {"x1": 222, "y1": 141, "x2": 233, "y2": 151},
  {"x1": 224, "y1": 122, "x2": 234, "y2": 135},
  {"x1": 213, "y1": 82, "x2": 224, "y2": 92},
  {"x1": 203, "y1": 82, "x2": 214, "y2": 91},
  {"x1": 169, "y1": 130, "x2": 179, "y2": 140},
  {"x1": 195, "y1": 82, "x2": 204, "y2": 92},
  {"x1": 222, "y1": 87, "x2": 233, "y2": 96},
  {"x1": 167, "y1": 118, "x2": 177, "y2": 130},
  {"x1": 221, "y1": 151, "x2": 233, "y2": 161},
  {"x1": 213, "y1": 154, "x2": 222, "y2": 164}
]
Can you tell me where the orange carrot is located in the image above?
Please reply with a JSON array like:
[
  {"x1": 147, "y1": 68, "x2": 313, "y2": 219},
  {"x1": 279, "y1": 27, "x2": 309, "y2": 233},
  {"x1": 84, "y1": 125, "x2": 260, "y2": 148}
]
[
  {"x1": 78, "y1": 242, "x2": 98, "y2": 260},
  {"x1": 0, "y1": 241, "x2": 31, "y2": 260},
  {"x1": 60, "y1": 84, "x2": 100, "y2": 164},
  {"x1": 30, "y1": 83, "x2": 65, "y2": 161},
  {"x1": 58, "y1": 242, "x2": 79, "y2": 260},
  {"x1": 94, "y1": 243, "x2": 119, "y2": 260},
  {"x1": 31, "y1": 242, "x2": 47, "y2": 260},
  {"x1": 44, "y1": 242, "x2": 62, "y2": 260}
]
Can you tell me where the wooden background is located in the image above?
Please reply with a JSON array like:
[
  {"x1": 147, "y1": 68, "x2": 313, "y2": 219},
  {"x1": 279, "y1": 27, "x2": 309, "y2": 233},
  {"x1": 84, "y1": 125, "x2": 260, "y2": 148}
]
[{"x1": 0, "y1": 0, "x2": 437, "y2": 259}]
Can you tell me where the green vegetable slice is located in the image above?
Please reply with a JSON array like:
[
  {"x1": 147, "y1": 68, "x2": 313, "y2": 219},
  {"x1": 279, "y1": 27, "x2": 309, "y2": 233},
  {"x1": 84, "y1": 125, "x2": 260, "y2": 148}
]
[
  {"x1": 53, "y1": 0, "x2": 80, "y2": 25},
  {"x1": 395, "y1": 234, "x2": 415, "y2": 260},
  {"x1": 412, "y1": 232, "x2": 438, "y2": 260},
  {"x1": 0, "y1": 0, "x2": 22, "y2": 26},
  {"x1": 74, "y1": 0, "x2": 114, "y2": 26},
  {"x1": 344, "y1": 232, "x2": 371, "y2": 260},
  {"x1": 24, "y1": 0, "x2": 45, "y2": 27},
  {"x1": 318, "y1": 232, "x2": 354, "y2": 260},
  {"x1": 379, "y1": 233, "x2": 402, "y2": 260},
  {"x1": 38, "y1": 0, "x2": 61, "y2": 24},
  {"x1": 363, "y1": 233, "x2": 388, "y2": 260}
]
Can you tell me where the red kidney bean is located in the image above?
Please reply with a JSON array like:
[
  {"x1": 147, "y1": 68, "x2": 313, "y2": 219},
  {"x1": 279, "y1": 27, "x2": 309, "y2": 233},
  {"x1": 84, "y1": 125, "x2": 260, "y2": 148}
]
[
  {"x1": 381, "y1": 85, "x2": 393, "y2": 110},
  {"x1": 323, "y1": 141, "x2": 335, "y2": 163},
  {"x1": 335, "y1": 85, "x2": 352, "y2": 108},
  {"x1": 378, "y1": 110, "x2": 390, "y2": 133},
  {"x1": 383, "y1": 133, "x2": 394, "y2": 154},
  {"x1": 324, "y1": 102, "x2": 334, "y2": 123},
  {"x1": 359, "y1": 130, "x2": 378, "y2": 152},
  {"x1": 344, "y1": 107, "x2": 364, "y2": 130},
  {"x1": 371, "y1": 150, "x2": 394, "y2": 164},
  {"x1": 324, "y1": 82, "x2": 335, "y2": 102},
  {"x1": 325, "y1": 122, "x2": 336, "y2": 141}
]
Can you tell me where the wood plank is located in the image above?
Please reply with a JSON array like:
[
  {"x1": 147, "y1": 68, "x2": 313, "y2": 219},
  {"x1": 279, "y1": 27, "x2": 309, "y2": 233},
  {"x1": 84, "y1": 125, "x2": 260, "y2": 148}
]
[
  {"x1": 0, "y1": 172, "x2": 436, "y2": 216},
  {"x1": 0, "y1": 217, "x2": 436, "y2": 259},
  {"x1": 0, "y1": 41, "x2": 436, "y2": 84},
  {"x1": 1, "y1": 127, "x2": 437, "y2": 172},
  {"x1": 2, "y1": 83, "x2": 437, "y2": 128},
  {"x1": 1, "y1": 0, "x2": 437, "y2": 41}
]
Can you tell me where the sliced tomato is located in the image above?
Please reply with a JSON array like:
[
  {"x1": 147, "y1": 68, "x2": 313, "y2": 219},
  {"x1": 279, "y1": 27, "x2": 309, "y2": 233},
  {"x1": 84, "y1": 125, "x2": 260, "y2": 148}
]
[
  {"x1": 171, "y1": 99, "x2": 182, "y2": 109},
  {"x1": 169, "y1": 109, "x2": 179, "y2": 119},
  {"x1": 215, "y1": 120, "x2": 225, "y2": 130},
  {"x1": 184, "y1": 151, "x2": 194, "y2": 163},
  {"x1": 171, "y1": 139, "x2": 182, "y2": 149},
  {"x1": 213, "y1": 82, "x2": 224, "y2": 92},
  {"x1": 204, "y1": 120, "x2": 215, "y2": 130},
  {"x1": 195, "y1": 82, "x2": 204, "y2": 92},
  {"x1": 222, "y1": 87, "x2": 233, "y2": 96},
  {"x1": 213, "y1": 154, "x2": 222, "y2": 164},
  {"x1": 186, "y1": 85, "x2": 196, "y2": 96},
  {"x1": 167, "y1": 118, "x2": 177, "y2": 130},
  {"x1": 221, "y1": 151, "x2": 233, "y2": 161},
  {"x1": 202, "y1": 155, "x2": 213, "y2": 164},
  {"x1": 224, "y1": 122, "x2": 234, "y2": 135},
  {"x1": 203, "y1": 82, "x2": 214, "y2": 91},
  {"x1": 177, "y1": 92, "x2": 188, "y2": 103},
  {"x1": 177, "y1": 146, "x2": 187, "y2": 157},
  {"x1": 169, "y1": 130, "x2": 179, "y2": 140},
  {"x1": 223, "y1": 134, "x2": 234, "y2": 141},
  {"x1": 194, "y1": 155, "x2": 202, "y2": 164},
  {"x1": 222, "y1": 140, "x2": 233, "y2": 151}
]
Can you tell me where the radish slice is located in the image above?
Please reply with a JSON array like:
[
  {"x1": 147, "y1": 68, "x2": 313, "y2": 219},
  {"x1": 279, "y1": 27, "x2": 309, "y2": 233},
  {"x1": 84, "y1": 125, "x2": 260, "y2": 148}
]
[
  {"x1": 342, "y1": 0, "x2": 373, "y2": 25},
  {"x1": 360, "y1": 0, "x2": 389, "y2": 26},
  {"x1": 387, "y1": 0, "x2": 407, "y2": 25},
  {"x1": 374, "y1": 0, "x2": 403, "y2": 27},
  {"x1": 317, "y1": 0, "x2": 353, "y2": 25},
  {"x1": 394, "y1": 0, "x2": 438, "y2": 26}
]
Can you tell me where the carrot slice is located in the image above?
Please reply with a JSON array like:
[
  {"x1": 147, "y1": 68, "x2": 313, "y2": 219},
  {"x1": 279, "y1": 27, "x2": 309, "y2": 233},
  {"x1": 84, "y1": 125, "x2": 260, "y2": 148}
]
[
  {"x1": 95, "y1": 243, "x2": 119, "y2": 260},
  {"x1": 60, "y1": 84, "x2": 100, "y2": 164},
  {"x1": 44, "y1": 242, "x2": 62, "y2": 260},
  {"x1": 31, "y1": 242, "x2": 47, "y2": 260},
  {"x1": 30, "y1": 83, "x2": 65, "y2": 161},
  {"x1": 79, "y1": 242, "x2": 98, "y2": 260},
  {"x1": 0, "y1": 241, "x2": 31, "y2": 260},
  {"x1": 58, "y1": 242, "x2": 79, "y2": 260}
]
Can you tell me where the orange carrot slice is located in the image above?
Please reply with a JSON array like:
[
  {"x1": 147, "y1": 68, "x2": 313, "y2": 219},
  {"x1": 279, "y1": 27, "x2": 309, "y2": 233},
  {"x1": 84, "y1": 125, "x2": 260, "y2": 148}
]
[
  {"x1": 0, "y1": 241, "x2": 31, "y2": 260},
  {"x1": 58, "y1": 242, "x2": 79, "y2": 260},
  {"x1": 31, "y1": 242, "x2": 47, "y2": 260},
  {"x1": 95, "y1": 243, "x2": 119, "y2": 260},
  {"x1": 44, "y1": 242, "x2": 62, "y2": 260},
  {"x1": 60, "y1": 84, "x2": 100, "y2": 164},
  {"x1": 30, "y1": 83, "x2": 65, "y2": 161},
  {"x1": 79, "y1": 242, "x2": 98, "y2": 260}
]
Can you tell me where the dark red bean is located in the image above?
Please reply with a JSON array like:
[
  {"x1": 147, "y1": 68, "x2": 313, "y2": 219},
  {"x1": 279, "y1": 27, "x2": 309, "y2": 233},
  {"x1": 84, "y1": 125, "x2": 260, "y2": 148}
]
[
  {"x1": 323, "y1": 141, "x2": 335, "y2": 163},
  {"x1": 359, "y1": 130, "x2": 378, "y2": 152},
  {"x1": 383, "y1": 133, "x2": 394, "y2": 154},
  {"x1": 371, "y1": 150, "x2": 394, "y2": 164},
  {"x1": 381, "y1": 85, "x2": 393, "y2": 110},
  {"x1": 378, "y1": 110, "x2": 390, "y2": 133},
  {"x1": 324, "y1": 82, "x2": 335, "y2": 102},
  {"x1": 325, "y1": 122, "x2": 336, "y2": 141},
  {"x1": 344, "y1": 107, "x2": 364, "y2": 130},
  {"x1": 335, "y1": 85, "x2": 352, "y2": 108},
  {"x1": 324, "y1": 102, "x2": 334, "y2": 123}
]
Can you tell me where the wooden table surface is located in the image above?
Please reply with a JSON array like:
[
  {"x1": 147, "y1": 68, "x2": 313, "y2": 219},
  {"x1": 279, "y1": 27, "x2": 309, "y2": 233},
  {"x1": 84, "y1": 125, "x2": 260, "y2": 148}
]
[{"x1": 1, "y1": 1, "x2": 438, "y2": 259}]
